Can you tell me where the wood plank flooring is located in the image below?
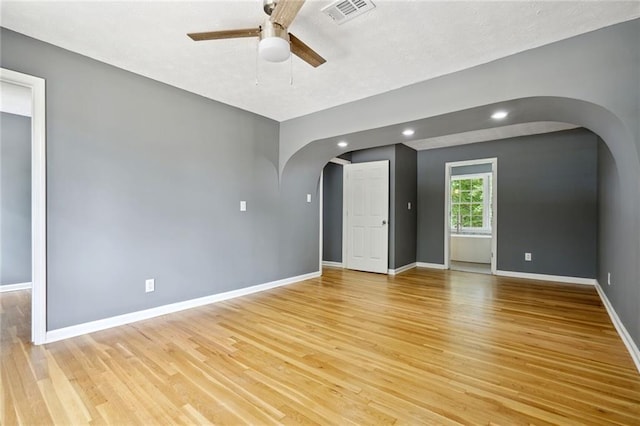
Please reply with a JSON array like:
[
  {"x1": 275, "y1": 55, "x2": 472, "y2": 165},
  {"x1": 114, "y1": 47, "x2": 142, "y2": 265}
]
[{"x1": 2, "y1": 267, "x2": 639, "y2": 424}]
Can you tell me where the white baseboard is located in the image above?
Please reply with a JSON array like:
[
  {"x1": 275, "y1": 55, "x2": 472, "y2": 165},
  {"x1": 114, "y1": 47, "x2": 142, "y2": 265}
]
[
  {"x1": 594, "y1": 281, "x2": 640, "y2": 373},
  {"x1": 0, "y1": 282, "x2": 32, "y2": 292},
  {"x1": 388, "y1": 263, "x2": 417, "y2": 276},
  {"x1": 322, "y1": 261, "x2": 344, "y2": 268},
  {"x1": 495, "y1": 270, "x2": 596, "y2": 286},
  {"x1": 416, "y1": 262, "x2": 447, "y2": 270},
  {"x1": 45, "y1": 271, "x2": 321, "y2": 344}
]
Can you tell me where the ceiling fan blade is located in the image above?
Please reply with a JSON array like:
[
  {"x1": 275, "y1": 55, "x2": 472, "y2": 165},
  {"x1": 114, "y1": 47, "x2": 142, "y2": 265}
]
[
  {"x1": 289, "y1": 33, "x2": 326, "y2": 68},
  {"x1": 188, "y1": 28, "x2": 260, "y2": 41},
  {"x1": 270, "y1": 0, "x2": 305, "y2": 28}
]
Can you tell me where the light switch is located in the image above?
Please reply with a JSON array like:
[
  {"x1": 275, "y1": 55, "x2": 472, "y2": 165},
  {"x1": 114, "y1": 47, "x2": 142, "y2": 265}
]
[
  {"x1": 306, "y1": 194, "x2": 312, "y2": 203},
  {"x1": 408, "y1": 202, "x2": 412, "y2": 210},
  {"x1": 240, "y1": 201, "x2": 247, "y2": 211}
]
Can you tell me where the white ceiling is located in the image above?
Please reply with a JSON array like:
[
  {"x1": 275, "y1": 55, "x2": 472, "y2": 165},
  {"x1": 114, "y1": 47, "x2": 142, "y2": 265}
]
[
  {"x1": 1, "y1": 1, "x2": 639, "y2": 122},
  {"x1": 0, "y1": 81, "x2": 32, "y2": 117},
  {"x1": 404, "y1": 121, "x2": 578, "y2": 151}
]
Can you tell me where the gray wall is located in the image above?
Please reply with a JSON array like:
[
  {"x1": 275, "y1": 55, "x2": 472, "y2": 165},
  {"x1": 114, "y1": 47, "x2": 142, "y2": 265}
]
[
  {"x1": 1, "y1": 28, "x2": 294, "y2": 330},
  {"x1": 417, "y1": 129, "x2": 598, "y2": 278},
  {"x1": 322, "y1": 162, "x2": 343, "y2": 263},
  {"x1": 2, "y1": 19, "x2": 639, "y2": 350},
  {"x1": 323, "y1": 144, "x2": 417, "y2": 269},
  {"x1": 394, "y1": 144, "x2": 417, "y2": 268},
  {"x1": 0, "y1": 112, "x2": 32, "y2": 285},
  {"x1": 280, "y1": 19, "x2": 639, "y2": 348},
  {"x1": 598, "y1": 139, "x2": 638, "y2": 339},
  {"x1": 451, "y1": 163, "x2": 492, "y2": 176}
]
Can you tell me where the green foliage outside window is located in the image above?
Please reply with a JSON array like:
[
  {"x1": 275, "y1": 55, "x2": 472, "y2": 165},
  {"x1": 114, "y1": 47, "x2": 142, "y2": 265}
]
[{"x1": 451, "y1": 177, "x2": 488, "y2": 230}]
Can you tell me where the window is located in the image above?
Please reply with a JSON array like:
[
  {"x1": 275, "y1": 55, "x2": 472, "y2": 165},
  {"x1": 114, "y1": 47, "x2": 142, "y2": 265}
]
[{"x1": 450, "y1": 173, "x2": 492, "y2": 233}]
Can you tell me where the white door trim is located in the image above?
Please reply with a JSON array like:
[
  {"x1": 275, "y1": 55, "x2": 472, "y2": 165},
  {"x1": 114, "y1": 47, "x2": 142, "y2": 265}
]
[
  {"x1": 319, "y1": 170, "x2": 323, "y2": 272},
  {"x1": 329, "y1": 157, "x2": 351, "y2": 166},
  {"x1": 320, "y1": 159, "x2": 352, "y2": 270},
  {"x1": 444, "y1": 157, "x2": 497, "y2": 274},
  {"x1": 1, "y1": 68, "x2": 47, "y2": 344},
  {"x1": 342, "y1": 165, "x2": 348, "y2": 270}
]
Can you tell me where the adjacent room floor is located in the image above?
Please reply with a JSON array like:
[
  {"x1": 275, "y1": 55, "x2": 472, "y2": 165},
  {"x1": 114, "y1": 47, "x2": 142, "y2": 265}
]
[
  {"x1": 449, "y1": 260, "x2": 492, "y2": 275},
  {"x1": 2, "y1": 268, "x2": 639, "y2": 424}
]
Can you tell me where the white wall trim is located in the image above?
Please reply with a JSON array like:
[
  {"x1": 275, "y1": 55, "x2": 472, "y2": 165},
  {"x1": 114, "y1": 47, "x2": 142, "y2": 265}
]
[
  {"x1": 319, "y1": 169, "x2": 324, "y2": 273},
  {"x1": 1, "y1": 68, "x2": 47, "y2": 345},
  {"x1": 388, "y1": 263, "x2": 416, "y2": 275},
  {"x1": 342, "y1": 165, "x2": 348, "y2": 272},
  {"x1": 322, "y1": 261, "x2": 344, "y2": 268},
  {"x1": 330, "y1": 157, "x2": 351, "y2": 165},
  {"x1": 594, "y1": 281, "x2": 640, "y2": 373},
  {"x1": 45, "y1": 271, "x2": 321, "y2": 344},
  {"x1": 0, "y1": 282, "x2": 32, "y2": 292},
  {"x1": 495, "y1": 270, "x2": 596, "y2": 286},
  {"x1": 416, "y1": 262, "x2": 447, "y2": 270}
]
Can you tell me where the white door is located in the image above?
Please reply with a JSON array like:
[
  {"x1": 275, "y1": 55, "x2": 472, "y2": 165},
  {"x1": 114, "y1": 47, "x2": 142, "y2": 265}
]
[{"x1": 344, "y1": 160, "x2": 389, "y2": 274}]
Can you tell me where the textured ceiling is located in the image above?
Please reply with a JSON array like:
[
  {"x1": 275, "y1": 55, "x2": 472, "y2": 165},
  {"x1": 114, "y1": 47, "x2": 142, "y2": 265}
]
[{"x1": 1, "y1": 1, "x2": 639, "y2": 122}]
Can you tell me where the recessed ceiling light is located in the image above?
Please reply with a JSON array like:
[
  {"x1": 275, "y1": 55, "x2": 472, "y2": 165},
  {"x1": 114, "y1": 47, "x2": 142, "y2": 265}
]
[
  {"x1": 491, "y1": 111, "x2": 508, "y2": 120},
  {"x1": 337, "y1": 141, "x2": 348, "y2": 148},
  {"x1": 402, "y1": 129, "x2": 415, "y2": 136}
]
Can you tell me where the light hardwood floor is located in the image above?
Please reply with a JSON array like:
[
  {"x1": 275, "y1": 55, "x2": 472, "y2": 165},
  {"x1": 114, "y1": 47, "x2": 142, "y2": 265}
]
[{"x1": 2, "y1": 267, "x2": 639, "y2": 425}]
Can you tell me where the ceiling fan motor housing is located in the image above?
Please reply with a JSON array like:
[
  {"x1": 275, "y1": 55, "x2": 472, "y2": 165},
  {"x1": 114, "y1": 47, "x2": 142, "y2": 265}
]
[{"x1": 259, "y1": 19, "x2": 291, "y2": 62}]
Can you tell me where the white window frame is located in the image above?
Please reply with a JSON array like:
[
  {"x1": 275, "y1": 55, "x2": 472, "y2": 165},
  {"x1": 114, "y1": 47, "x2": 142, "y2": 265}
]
[{"x1": 450, "y1": 172, "x2": 492, "y2": 234}]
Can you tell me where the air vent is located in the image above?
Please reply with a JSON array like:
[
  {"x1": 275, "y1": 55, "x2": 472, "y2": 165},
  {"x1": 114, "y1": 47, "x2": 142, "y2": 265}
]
[{"x1": 321, "y1": 0, "x2": 376, "y2": 25}]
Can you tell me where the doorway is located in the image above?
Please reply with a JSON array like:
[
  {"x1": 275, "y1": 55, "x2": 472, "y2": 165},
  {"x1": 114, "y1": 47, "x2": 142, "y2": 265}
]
[
  {"x1": 0, "y1": 68, "x2": 47, "y2": 344},
  {"x1": 444, "y1": 158, "x2": 497, "y2": 275},
  {"x1": 343, "y1": 160, "x2": 389, "y2": 274},
  {"x1": 1, "y1": 82, "x2": 32, "y2": 290}
]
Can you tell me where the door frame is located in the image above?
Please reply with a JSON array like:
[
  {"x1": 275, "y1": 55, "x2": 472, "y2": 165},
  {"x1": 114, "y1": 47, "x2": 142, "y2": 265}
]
[
  {"x1": 342, "y1": 160, "x2": 390, "y2": 274},
  {"x1": 319, "y1": 157, "x2": 351, "y2": 270},
  {"x1": 444, "y1": 157, "x2": 497, "y2": 274},
  {"x1": 1, "y1": 68, "x2": 47, "y2": 344}
]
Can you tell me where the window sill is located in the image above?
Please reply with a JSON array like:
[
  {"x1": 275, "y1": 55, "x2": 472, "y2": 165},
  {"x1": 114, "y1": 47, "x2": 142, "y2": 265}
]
[{"x1": 450, "y1": 232, "x2": 492, "y2": 238}]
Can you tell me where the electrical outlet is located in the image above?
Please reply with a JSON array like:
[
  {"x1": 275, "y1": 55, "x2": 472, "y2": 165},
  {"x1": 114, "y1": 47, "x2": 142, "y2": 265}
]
[
  {"x1": 408, "y1": 202, "x2": 412, "y2": 210},
  {"x1": 145, "y1": 278, "x2": 155, "y2": 293},
  {"x1": 240, "y1": 201, "x2": 246, "y2": 211},
  {"x1": 607, "y1": 272, "x2": 611, "y2": 286},
  {"x1": 525, "y1": 252, "x2": 532, "y2": 261}
]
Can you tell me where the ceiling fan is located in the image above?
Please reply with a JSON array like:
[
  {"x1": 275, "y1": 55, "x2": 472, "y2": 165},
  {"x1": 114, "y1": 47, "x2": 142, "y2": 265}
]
[{"x1": 187, "y1": 0, "x2": 326, "y2": 68}]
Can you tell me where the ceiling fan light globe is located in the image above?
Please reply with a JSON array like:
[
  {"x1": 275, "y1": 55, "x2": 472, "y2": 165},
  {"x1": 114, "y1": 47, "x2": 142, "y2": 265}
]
[{"x1": 259, "y1": 36, "x2": 291, "y2": 62}]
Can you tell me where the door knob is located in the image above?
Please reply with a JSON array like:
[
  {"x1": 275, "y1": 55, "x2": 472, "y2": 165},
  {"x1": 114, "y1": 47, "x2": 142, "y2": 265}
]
[{"x1": 382, "y1": 220, "x2": 387, "y2": 225}]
